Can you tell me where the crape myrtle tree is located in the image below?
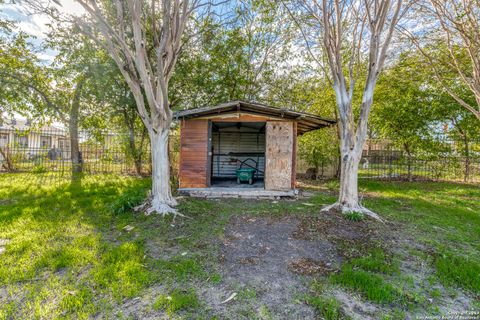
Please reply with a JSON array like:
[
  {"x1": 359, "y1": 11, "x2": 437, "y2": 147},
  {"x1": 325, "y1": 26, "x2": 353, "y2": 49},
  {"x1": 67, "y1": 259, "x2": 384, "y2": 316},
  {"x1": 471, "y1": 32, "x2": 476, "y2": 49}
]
[
  {"x1": 65, "y1": 0, "x2": 224, "y2": 215},
  {"x1": 284, "y1": 0, "x2": 408, "y2": 220}
]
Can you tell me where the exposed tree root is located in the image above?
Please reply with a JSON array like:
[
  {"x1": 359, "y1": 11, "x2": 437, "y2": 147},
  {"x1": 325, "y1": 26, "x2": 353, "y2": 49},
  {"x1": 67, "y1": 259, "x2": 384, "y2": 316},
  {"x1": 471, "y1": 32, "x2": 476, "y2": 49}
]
[
  {"x1": 133, "y1": 194, "x2": 185, "y2": 218},
  {"x1": 321, "y1": 202, "x2": 384, "y2": 223}
]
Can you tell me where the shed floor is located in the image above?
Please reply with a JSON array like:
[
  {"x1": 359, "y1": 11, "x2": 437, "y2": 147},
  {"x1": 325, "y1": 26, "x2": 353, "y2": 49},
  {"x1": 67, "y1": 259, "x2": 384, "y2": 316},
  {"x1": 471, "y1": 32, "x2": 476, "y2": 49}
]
[
  {"x1": 210, "y1": 178, "x2": 264, "y2": 188},
  {"x1": 178, "y1": 187, "x2": 296, "y2": 199}
]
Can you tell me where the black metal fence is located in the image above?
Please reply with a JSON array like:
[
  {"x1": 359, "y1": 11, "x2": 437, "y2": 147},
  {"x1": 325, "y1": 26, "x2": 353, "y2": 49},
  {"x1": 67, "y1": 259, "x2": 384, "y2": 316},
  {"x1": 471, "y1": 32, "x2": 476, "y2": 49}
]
[
  {"x1": 359, "y1": 138, "x2": 480, "y2": 183},
  {"x1": 306, "y1": 138, "x2": 480, "y2": 184},
  {"x1": 0, "y1": 126, "x2": 152, "y2": 176},
  {"x1": 1, "y1": 124, "x2": 479, "y2": 184}
]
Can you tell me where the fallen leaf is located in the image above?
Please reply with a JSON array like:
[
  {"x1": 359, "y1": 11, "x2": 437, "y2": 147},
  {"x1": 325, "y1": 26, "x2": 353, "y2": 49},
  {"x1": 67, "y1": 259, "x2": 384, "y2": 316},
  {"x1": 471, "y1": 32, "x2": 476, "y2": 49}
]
[
  {"x1": 220, "y1": 292, "x2": 237, "y2": 304},
  {"x1": 123, "y1": 225, "x2": 134, "y2": 232}
]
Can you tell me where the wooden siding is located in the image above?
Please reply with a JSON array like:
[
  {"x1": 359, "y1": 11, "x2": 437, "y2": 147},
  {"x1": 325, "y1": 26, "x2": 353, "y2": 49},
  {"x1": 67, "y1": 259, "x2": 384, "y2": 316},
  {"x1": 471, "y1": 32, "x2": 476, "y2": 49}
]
[
  {"x1": 211, "y1": 129, "x2": 265, "y2": 178},
  {"x1": 179, "y1": 119, "x2": 209, "y2": 188},
  {"x1": 291, "y1": 121, "x2": 297, "y2": 188},
  {"x1": 265, "y1": 121, "x2": 294, "y2": 190}
]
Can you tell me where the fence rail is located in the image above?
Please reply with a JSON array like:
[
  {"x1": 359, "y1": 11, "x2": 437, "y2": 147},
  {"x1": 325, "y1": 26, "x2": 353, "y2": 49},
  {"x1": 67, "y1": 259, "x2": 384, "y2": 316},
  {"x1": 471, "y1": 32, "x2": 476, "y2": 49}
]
[
  {"x1": 0, "y1": 126, "x2": 152, "y2": 175},
  {"x1": 299, "y1": 138, "x2": 480, "y2": 184},
  {"x1": 1, "y1": 125, "x2": 479, "y2": 184}
]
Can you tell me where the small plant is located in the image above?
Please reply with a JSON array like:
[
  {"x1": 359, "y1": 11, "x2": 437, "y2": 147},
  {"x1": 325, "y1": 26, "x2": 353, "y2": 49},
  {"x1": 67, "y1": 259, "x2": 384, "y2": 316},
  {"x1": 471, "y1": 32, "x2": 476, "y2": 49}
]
[
  {"x1": 153, "y1": 288, "x2": 199, "y2": 316},
  {"x1": 109, "y1": 187, "x2": 147, "y2": 214},
  {"x1": 343, "y1": 211, "x2": 364, "y2": 222},
  {"x1": 32, "y1": 164, "x2": 47, "y2": 173},
  {"x1": 305, "y1": 296, "x2": 348, "y2": 320}
]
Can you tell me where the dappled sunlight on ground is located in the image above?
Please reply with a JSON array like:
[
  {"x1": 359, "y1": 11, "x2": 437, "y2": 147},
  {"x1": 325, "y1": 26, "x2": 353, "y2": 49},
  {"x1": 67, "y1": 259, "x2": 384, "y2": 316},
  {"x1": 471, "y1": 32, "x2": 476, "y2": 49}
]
[{"x1": 0, "y1": 174, "x2": 479, "y2": 318}]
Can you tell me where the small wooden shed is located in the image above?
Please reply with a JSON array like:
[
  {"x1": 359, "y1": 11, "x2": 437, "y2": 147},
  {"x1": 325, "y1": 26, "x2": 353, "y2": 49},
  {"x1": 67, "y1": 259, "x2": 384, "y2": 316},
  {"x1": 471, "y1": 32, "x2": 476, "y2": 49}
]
[{"x1": 174, "y1": 101, "x2": 335, "y2": 197}]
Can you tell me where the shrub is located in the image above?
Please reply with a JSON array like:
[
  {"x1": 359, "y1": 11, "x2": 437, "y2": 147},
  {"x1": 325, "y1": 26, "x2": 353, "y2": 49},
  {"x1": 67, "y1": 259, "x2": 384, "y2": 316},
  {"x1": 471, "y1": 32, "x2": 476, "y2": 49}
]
[{"x1": 109, "y1": 187, "x2": 147, "y2": 214}]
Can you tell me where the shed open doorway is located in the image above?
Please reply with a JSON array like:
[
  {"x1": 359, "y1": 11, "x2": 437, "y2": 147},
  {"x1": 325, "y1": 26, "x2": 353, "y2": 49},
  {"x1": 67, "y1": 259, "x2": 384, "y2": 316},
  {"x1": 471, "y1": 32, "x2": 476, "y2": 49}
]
[{"x1": 210, "y1": 121, "x2": 266, "y2": 188}]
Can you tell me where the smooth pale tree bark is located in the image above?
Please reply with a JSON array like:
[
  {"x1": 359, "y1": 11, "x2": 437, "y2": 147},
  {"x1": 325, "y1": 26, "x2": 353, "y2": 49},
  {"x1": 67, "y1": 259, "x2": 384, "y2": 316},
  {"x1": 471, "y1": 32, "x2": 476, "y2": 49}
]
[
  {"x1": 285, "y1": 0, "x2": 406, "y2": 220},
  {"x1": 69, "y1": 0, "x2": 214, "y2": 215}
]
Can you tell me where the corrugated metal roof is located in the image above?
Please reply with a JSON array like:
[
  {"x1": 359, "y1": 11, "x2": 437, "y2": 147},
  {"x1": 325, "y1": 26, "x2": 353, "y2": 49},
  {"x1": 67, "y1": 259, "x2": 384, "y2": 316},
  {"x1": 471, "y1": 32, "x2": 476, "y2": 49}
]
[{"x1": 174, "y1": 100, "x2": 336, "y2": 135}]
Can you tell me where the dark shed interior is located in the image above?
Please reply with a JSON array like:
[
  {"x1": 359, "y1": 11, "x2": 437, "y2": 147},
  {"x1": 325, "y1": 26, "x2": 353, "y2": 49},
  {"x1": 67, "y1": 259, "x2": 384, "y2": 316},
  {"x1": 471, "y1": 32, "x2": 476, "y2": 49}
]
[{"x1": 211, "y1": 122, "x2": 265, "y2": 187}]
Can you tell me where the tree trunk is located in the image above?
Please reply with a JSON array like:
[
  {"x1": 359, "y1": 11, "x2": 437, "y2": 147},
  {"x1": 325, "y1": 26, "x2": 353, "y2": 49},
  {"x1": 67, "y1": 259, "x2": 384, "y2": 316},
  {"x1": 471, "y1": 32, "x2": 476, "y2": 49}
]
[
  {"x1": 147, "y1": 128, "x2": 177, "y2": 215},
  {"x1": 69, "y1": 102, "x2": 82, "y2": 177},
  {"x1": 463, "y1": 135, "x2": 470, "y2": 182},
  {"x1": 338, "y1": 150, "x2": 361, "y2": 210},
  {"x1": 127, "y1": 125, "x2": 142, "y2": 176},
  {"x1": 404, "y1": 143, "x2": 413, "y2": 182},
  {"x1": 69, "y1": 78, "x2": 85, "y2": 178},
  {"x1": 0, "y1": 146, "x2": 14, "y2": 172}
]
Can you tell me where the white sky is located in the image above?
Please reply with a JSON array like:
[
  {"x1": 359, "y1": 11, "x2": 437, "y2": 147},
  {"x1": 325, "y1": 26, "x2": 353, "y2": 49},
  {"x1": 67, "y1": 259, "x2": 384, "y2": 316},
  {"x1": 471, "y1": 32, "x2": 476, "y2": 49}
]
[{"x1": 1, "y1": 0, "x2": 85, "y2": 61}]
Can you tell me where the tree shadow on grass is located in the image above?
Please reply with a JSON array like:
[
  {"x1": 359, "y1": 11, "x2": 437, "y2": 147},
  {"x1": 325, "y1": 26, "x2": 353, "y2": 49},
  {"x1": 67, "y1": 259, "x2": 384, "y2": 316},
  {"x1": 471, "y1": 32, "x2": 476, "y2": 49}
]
[{"x1": 0, "y1": 173, "x2": 156, "y2": 318}]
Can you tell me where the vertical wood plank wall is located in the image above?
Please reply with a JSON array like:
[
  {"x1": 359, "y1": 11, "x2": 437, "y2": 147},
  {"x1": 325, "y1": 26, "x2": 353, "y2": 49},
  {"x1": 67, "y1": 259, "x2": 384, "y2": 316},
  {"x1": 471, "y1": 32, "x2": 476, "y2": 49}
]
[
  {"x1": 291, "y1": 121, "x2": 297, "y2": 189},
  {"x1": 265, "y1": 121, "x2": 294, "y2": 190},
  {"x1": 179, "y1": 119, "x2": 209, "y2": 188}
]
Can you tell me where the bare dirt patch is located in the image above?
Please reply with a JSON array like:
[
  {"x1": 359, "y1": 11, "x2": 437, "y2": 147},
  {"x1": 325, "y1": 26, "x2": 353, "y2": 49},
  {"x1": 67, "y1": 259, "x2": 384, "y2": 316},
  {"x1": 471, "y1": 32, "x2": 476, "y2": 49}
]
[
  {"x1": 288, "y1": 257, "x2": 336, "y2": 276},
  {"x1": 200, "y1": 210, "x2": 395, "y2": 319},
  {"x1": 205, "y1": 215, "x2": 342, "y2": 318}
]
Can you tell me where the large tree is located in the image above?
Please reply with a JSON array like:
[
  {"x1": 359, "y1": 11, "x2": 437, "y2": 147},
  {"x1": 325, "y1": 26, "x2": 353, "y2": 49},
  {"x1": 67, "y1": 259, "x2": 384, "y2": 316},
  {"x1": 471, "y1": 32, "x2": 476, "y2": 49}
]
[
  {"x1": 49, "y1": 0, "x2": 215, "y2": 215},
  {"x1": 285, "y1": 0, "x2": 407, "y2": 220}
]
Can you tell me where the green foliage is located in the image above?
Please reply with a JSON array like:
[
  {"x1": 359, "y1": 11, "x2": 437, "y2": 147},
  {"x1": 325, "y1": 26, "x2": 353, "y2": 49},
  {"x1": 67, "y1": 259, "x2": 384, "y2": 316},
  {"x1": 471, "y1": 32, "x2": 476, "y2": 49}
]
[
  {"x1": 153, "y1": 288, "x2": 199, "y2": 316},
  {"x1": 0, "y1": 30, "x2": 53, "y2": 118},
  {"x1": 434, "y1": 253, "x2": 480, "y2": 294},
  {"x1": 305, "y1": 296, "x2": 348, "y2": 320},
  {"x1": 32, "y1": 164, "x2": 48, "y2": 174},
  {"x1": 109, "y1": 187, "x2": 147, "y2": 215},
  {"x1": 343, "y1": 211, "x2": 364, "y2": 222},
  {"x1": 371, "y1": 52, "x2": 436, "y2": 151}
]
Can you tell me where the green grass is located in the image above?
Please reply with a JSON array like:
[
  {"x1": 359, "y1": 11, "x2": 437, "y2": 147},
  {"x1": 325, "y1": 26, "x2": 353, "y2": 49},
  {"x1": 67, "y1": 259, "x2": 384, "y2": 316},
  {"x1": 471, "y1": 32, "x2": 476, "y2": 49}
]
[
  {"x1": 0, "y1": 173, "x2": 479, "y2": 318},
  {"x1": 349, "y1": 248, "x2": 400, "y2": 275},
  {"x1": 330, "y1": 265, "x2": 400, "y2": 304},
  {"x1": 434, "y1": 253, "x2": 480, "y2": 294},
  {"x1": 305, "y1": 296, "x2": 349, "y2": 320},
  {"x1": 152, "y1": 288, "x2": 199, "y2": 316}
]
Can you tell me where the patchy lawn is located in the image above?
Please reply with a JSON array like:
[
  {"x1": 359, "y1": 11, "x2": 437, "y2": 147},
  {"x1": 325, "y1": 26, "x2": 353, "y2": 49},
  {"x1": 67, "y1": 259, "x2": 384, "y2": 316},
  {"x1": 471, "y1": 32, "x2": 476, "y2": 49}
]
[{"x1": 0, "y1": 173, "x2": 479, "y2": 319}]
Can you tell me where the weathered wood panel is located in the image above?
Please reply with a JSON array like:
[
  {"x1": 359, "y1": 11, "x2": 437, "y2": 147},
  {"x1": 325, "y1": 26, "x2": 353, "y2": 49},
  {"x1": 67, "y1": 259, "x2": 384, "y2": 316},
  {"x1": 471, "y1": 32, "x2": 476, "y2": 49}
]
[
  {"x1": 265, "y1": 121, "x2": 294, "y2": 190},
  {"x1": 179, "y1": 119, "x2": 209, "y2": 188},
  {"x1": 291, "y1": 121, "x2": 297, "y2": 189}
]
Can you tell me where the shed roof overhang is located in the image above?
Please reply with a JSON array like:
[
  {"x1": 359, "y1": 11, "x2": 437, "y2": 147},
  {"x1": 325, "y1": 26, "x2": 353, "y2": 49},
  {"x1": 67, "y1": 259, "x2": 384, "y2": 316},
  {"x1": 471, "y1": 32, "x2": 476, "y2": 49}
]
[{"x1": 174, "y1": 100, "x2": 336, "y2": 135}]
